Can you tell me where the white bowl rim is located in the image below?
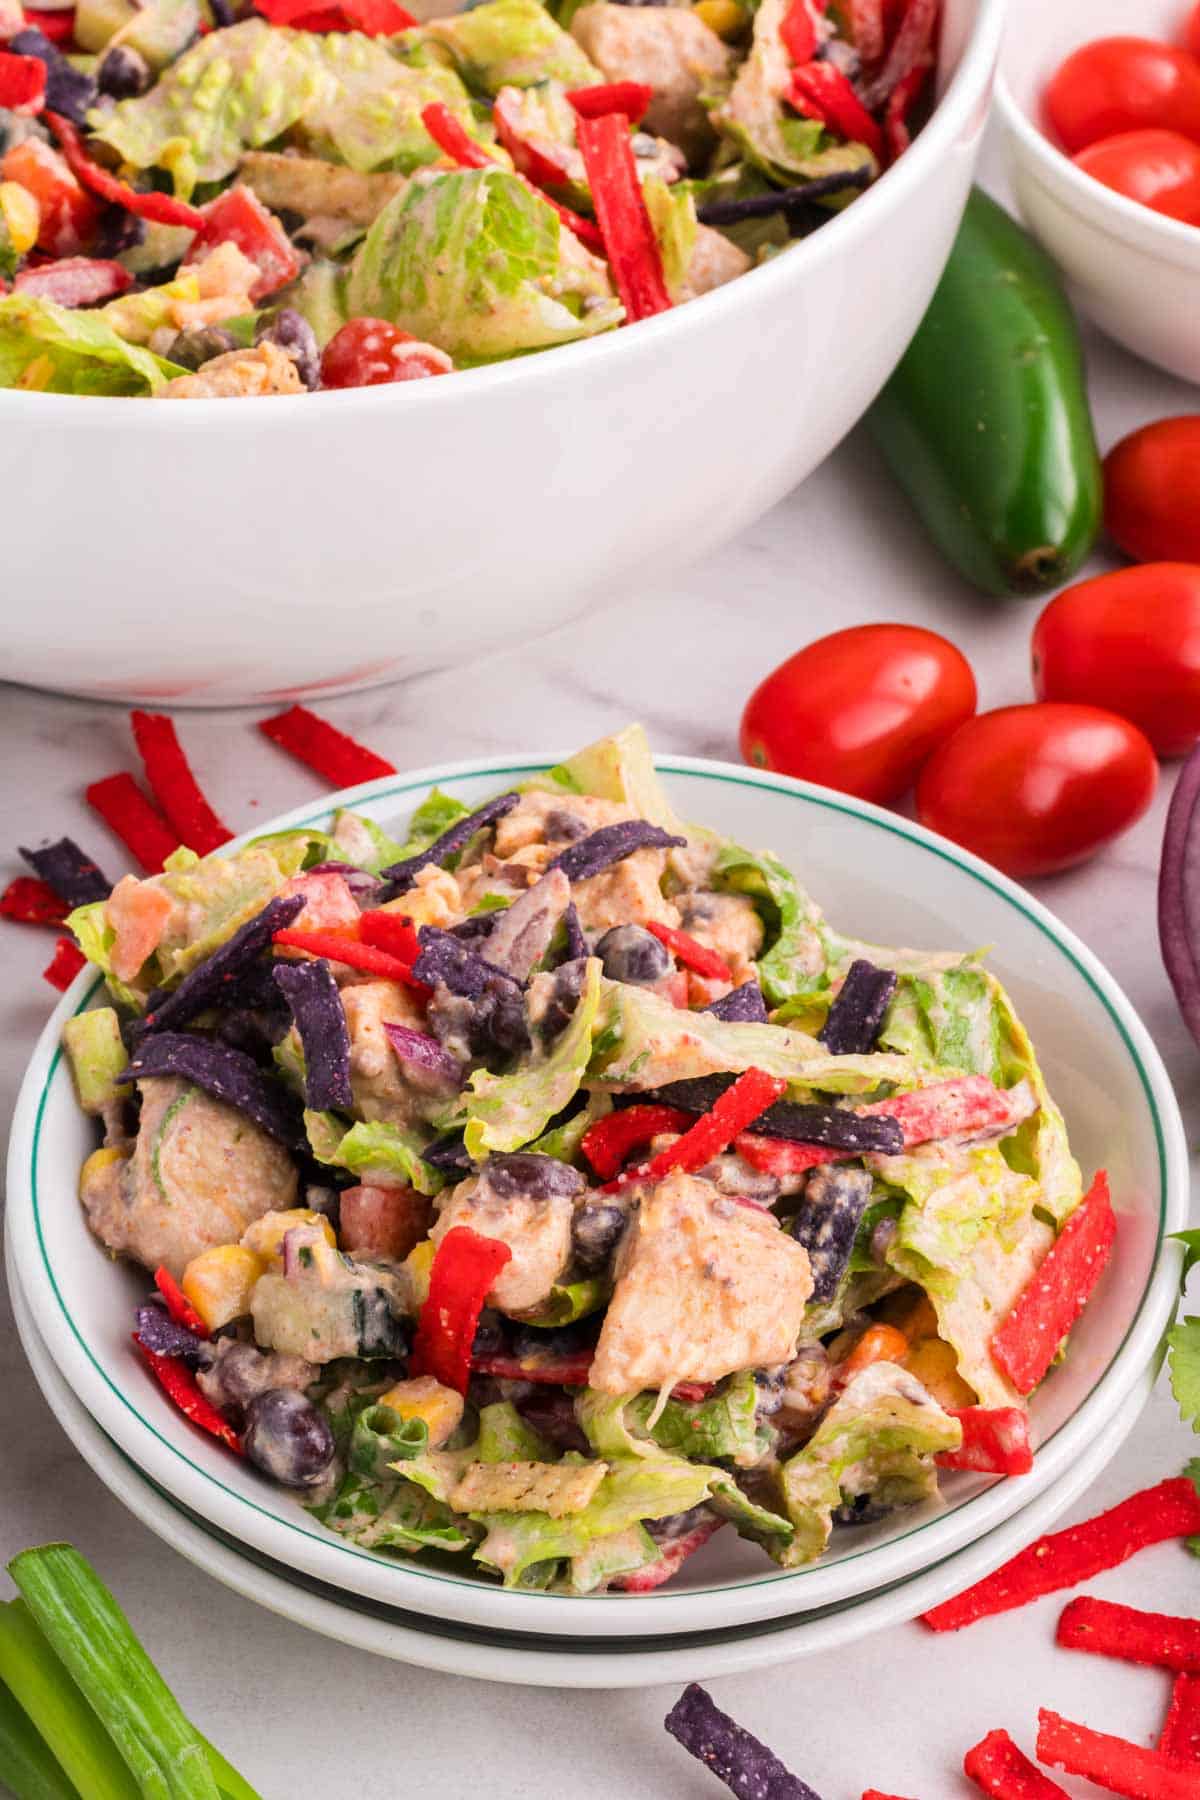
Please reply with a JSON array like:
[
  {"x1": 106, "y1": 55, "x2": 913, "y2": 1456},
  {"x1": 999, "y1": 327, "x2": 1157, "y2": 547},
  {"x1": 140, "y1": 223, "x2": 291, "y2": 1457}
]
[
  {"x1": 7, "y1": 1227, "x2": 1160, "y2": 1688},
  {"x1": 994, "y1": 60, "x2": 1200, "y2": 270},
  {"x1": 6, "y1": 750, "x2": 1188, "y2": 1638},
  {"x1": 0, "y1": 0, "x2": 1006, "y2": 422}
]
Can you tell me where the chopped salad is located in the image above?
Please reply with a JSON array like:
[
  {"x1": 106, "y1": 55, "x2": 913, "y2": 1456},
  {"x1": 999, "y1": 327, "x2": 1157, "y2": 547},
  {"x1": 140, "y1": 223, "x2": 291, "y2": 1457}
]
[
  {"x1": 0, "y1": 0, "x2": 940, "y2": 395},
  {"x1": 60, "y1": 725, "x2": 1114, "y2": 1594}
]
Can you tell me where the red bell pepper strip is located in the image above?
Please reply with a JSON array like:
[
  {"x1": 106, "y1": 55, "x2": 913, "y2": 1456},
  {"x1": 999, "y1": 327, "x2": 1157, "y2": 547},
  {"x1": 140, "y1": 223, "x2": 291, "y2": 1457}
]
[
  {"x1": 472, "y1": 1349, "x2": 596, "y2": 1387},
  {"x1": 24, "y1": 9, "x2": 75, "y2": 44},
  {"x1": 645, "y1": 921, "x2": 733, "y2": 983},
  {"x1": 411, "y1": 1226, "x2": 512, "y2": 1395},
  {"x1": 920, "y1": 1477, "x2": 1200, "y2": 1633},
  {"x1": 1161, "y1": 1673, "x2": 1200, "y2": 1765},
  {"x1": 258, "y1": 703, "x2": 396, "y2": 787},
  {"x1": 779, "y1": 0, "x2": 818, "y2": 65},
  {"x1": 1057, "y1": 1595, "x2": 1200, "y2": 1673},
  {"x1": 358, "y1": 910, "x2": 422, "y2": 965},
  {"x1": 421, "y1": 100, "x2": 491, "y2": 169},
  {"x1": 990, "y1": 1171, "x2": 1116, "y2": 1396},
  {"x1": 182, "y1": 185, "x2": 301, "y2": 302},
  {"x1": 492, "y1": 90, "x2": 575, "y2": 190},
  {"x1": 0, "y1": 50, "x2": 44, "y2": 110},
  {"x1": 788, "y1": 60, "x2": 884, "y2": 161},
  {"x1": 1037, "y1": 1708, "x2": 1200, "y2": 1800},
  {"x1": 734, "y1": 1133, "x2": 835, "y2": 1176},
  {"x1": 861, "y1": 0, "x2": 938, "y2": 107},
  {"x1": 611, "y1": 1067, "x2": 787, "y2": 1189},
  {"x1": 272, "y1": 926, "x2": 430, "y2": 993},
  {"x1": 963, "y1": 1730, "x2": 1070, "y2": 1800},
  {"x1": 44, "y1": 111, "x2": 203, "y2": 228},
  {"x1": 566, "y1": 80, "x2": 653, "y2": 124},
  {"x1": 1, "y1": 135, "x2": 98, "y2": 255},
  {"x1": 844, "y1": 0, "x2": 885, "y2": 65},
  {"x1": 576, "y1": 111, "x2": 671, "y2": 321},
  {"x1": 612, "y1": 1518, "x2": 723, "y2": 1591},
  {"x1": 581, "y1": 1102, "x2": 695, "y2": 1180},
  {"x1": 936, "y1": 1407, "x2": 1034, "y2": 1477},
  {"x1": 129, "y1": 710, "x2": 232, "y2": 858},
  {"x1": 257, "y1": 0, "x2": 414, "y2": 27},
  {"x1": 134, "y1": 1334, "x2": 242, "y2": 1453},
  {"x1": 883, "y1": 56, "x2": 930, "y2": 161},
  {"x1": 154, "y1": 1265, "x2": 210, "y2": 1338},
  {"x1": 1, "y1": 876, "x2": 67, "y2": 926},
  {"x1": 85, "y1": 772, "x2": 178, "y2": 873},
  {"x1": 14, "y1": 255, "x2": 132, "y2": 304},
  {"x1": 42, "y1": 934, "x2": 84, "y2": 990}
]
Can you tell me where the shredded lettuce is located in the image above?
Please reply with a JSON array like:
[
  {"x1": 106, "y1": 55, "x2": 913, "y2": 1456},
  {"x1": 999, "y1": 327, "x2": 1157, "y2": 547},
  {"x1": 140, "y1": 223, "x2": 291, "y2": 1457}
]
[
  {"x1": 304, "y1": 1111, "x2": 446, "y2": 1195},
  {"x1": 458, "y1": 956, "x2": 602, "y2": 1157},
  {"x1": 0, "y1": 293, "x2": 183, "y2": 396},
  {"x1": 416, "y1": 0, "x2": 598, "y2": 94},
  {"x1": 627, "y1": 1371, "x2": 768, "y2": 1468},
  {"x1": 713, "y1": 841, "x2": 833, "y2": 1006},
  {"x1": 477, "y1": 1401, "x2": 553, "y2": 1463},
  {"x1": 533, "y1": 724, "x2": 692, "y2": 841}
]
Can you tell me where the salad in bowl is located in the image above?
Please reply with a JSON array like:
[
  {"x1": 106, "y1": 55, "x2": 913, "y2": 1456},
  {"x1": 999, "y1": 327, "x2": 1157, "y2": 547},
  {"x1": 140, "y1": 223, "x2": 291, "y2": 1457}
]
[
  {"x1": 0, "y1": 0, "x2": 940, "y2": 395},
  {"x1": 52, "y1": 726, "x2": 1117, "y2": 1598}
]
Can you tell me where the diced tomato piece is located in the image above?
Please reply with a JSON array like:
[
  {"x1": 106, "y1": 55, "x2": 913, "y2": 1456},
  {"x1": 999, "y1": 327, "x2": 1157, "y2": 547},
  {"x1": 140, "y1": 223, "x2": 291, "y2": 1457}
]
[
  {"x1": 937, "y1": 1407, "x2": 1034, "y2": 1476},
  {"x1": 278, "y1": 869, "x2": 362, "y2": 933},
  {"x1": 339, "y1": 1184, "x2": 432, "y2": 1262},
  {"x1": 0, "y1": 49, "x2": 44, "y2": 112},
  {"x1": 105, "y1": 874, "x2": 174, "y2": 984},
  {"x1": 320, "y1": 317, "x2": 453, "y2": 389},
  {"x1": 183, "y1": 185, "x2": 301, "y2": 302},
  {"x1": 14, "y1": 254, "x2": 131, "y2": 304},
  {"x1": 1, "y1": 136, "x2": 97, "y2": 255}
]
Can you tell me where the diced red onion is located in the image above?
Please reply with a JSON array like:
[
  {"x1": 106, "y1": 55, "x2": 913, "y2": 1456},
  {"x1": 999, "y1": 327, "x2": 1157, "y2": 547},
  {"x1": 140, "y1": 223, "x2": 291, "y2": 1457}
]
[{"x1": 383, "y1": 1021, "x2": 466, "y2": 1094}]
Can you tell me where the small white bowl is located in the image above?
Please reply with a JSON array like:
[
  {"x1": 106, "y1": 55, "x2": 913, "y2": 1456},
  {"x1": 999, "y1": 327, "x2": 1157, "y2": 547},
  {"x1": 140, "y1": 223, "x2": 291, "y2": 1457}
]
[
  {"x1": 995, "y1": 0, "x2": 1200, "y2": 383},
  {"x1": 5, "y1": 755, "x2": 1188, "y2": 1642}
]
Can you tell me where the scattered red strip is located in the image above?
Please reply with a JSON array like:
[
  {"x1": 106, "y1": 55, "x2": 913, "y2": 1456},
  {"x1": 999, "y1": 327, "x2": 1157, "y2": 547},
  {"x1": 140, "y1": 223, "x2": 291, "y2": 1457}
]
[
  {"x1": 154, "y1": 1264, "x2": 210, "y2": 1339},
  {"x1": 936, "y1": 1408, "x2": 1033, "y2": 1477},
  {"x1": 576, "y1": 111, "x2": 672, "y2": 321},
  {"x1": 646, "y1": 920, "x2": 733, "y2": 983},
  {"x1": 421, "y1": 100, "x2": 492, "y2": 170},
  {"x1": 42, "y1": 935, "x2": 84, "y2": 990},
  {"x1": 85, "y1": 772, "x2": 178, "y2": 873},
  {"x1": 256, "y1": 0, "x2": 414, "y2": 29},
  {"x1": 991, "y1": 1171, "x2": 1116, "y2": 1395},
  {"x1": 0, "y1": 50, "x2": 45, "y2": 111},
  {"x1": 472, "y1": 1350, "x2": 596, "y2": 1387},
  {"x1": 566, "y1": 81, "x2": 653, "y2": 124},
  {"x1": 613, "y1": 1518, "x2": 723, "y2": 1591},
  {"x1": 581, "y1": 1102, "x2": 694, "y2": 1180},
  {"x1": 610, "y1": 1068, "x2": 787, "y2": 1190},
  {"x1": 780, "y1": 0, "x2": 819, "y2": 65},
  {"x1": 963, "y1": 1728, "x2": 1069, "y2": 1799},
  {"x1": 273, "y1": 926, "x2": 429, "y2": 993},
  {"x1": 1057, "y1": 1595, "x2": 1200, "y2": 1673},
  {"x1": 134, "y1": 1335, "x2": 242, "y2": 1453},
  {"x1": 920, "y1": 1477, "x2": 1200, "y2": 1632},
  {"x1": 1, "y1": 876, "x2": 67, "y2": 926},
  {"x1": 131, "y1": 711, "x2": 232, "y2": 857},
  {"x1": 1037, "y1": 1707, "x2": 1200, "y2": 1800},
  {"x1": 1161, "y1": 1673, "x2": 1200, "y2": 1765},
  {"x1": 411, "y1": 1226, "x2": 512, "y2": 1395},
  {"x1": 44, "y1": 111, "x2": 203, "y2": 228},
  {"x1": 883, "y1": 56, "x2": 930, "y2": 161},
  {"x1": 258, "y1": 704, "x2": 396, "y2": 789}
]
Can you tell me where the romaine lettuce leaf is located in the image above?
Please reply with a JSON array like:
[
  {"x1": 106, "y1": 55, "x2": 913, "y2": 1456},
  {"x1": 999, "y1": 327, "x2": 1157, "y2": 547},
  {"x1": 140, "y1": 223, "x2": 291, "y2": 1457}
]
[
  {"x1": 477, "y1": 1401, "x2": 554, "y2": 1463},
  {"x1": 524, "y1": 1089, "x2": 611, "y2": 1163},
  {"x1": 417, "y1": 0, "x2": 598, "y2": 94},
  {"x1": 533, "y1": 724, "x2": 690, "y2": 840},
  {"x1": 0, "y1": 293, "x2": 183, "y2": 396},
  {"x1": 345, "y1": 167, "x2": 621, "y2": 362},
  {"x1": 304, "y1": 1111, "x2": 446, "y2": 1196},
  {"x1": 458, "y1": 956, "x2": 602, "y2": 1157},
  {"x1": 627, "y1": 1370, "x2": 768, "y2": 1468},
  {"x1": 877, "y1": 1142, "x2": 1053, "y2": 1408},
  {"x1": 776, "y1": 1362, "x2": 960, "y2": 1565},
  {"x1": 566, "y1": 1524, "x2": 657, "y2": 1593},
  {"x1": 712, "y1": 841, "x2": 833, "y2": 1006}
]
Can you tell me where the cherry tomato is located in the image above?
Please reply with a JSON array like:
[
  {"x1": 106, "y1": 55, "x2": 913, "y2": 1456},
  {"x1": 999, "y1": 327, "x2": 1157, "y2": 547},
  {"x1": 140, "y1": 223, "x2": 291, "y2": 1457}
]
[
  {"x1": 915, "y1": 704, "x2": 1158, "y2": 878},
  {"x1": 1073, "y1": 128, "x2": 1200, "y2": 221},
  {"x1": 1045, "y1": 37, "x2": 1200, "y2": 154},
  {"x1": 1032, "y1": 565, "x2": 1200, "y2": 757},
  {"x1": 1104, "y1": 415, "x2": 1200, "y2": 563},
  {"x1": 320, "y1": 318, "x2": 453, "y2": 389},
  {"x1": 1188, "y1": 3, "x2": 1200, "y2": 61},
  {"x1": 740, "y1": 624, "x2": 977, "y2": 805}
]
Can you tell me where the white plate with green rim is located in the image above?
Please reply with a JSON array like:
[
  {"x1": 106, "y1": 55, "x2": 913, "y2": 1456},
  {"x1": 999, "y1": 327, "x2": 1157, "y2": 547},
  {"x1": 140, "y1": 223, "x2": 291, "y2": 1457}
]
[
  {"x1": 7, "y1": 1229, "x2": 1158, "y2": 1687},
  {"x1": 5, "y1": 754, "x2": 1188, "y2": 1641}
]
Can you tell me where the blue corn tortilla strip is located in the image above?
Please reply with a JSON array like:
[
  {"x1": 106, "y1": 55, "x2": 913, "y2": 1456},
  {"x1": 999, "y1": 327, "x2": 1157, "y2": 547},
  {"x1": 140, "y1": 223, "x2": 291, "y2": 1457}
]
[
  {"x1": 789, "y1": 1165, "x2": 874, "y2": 1301},
  {"x1": 20, "y1": 836, "x2": 111, "y2": 905},
  {"x1": 647, "y1": 1077, "x2": 903, "y2": 1153},
  {"x1": 119, "y1": 1030, "x2": 306, "y2": 1150},
  {"x1": 134, "y1": 1302, "x2": 206, "y2": 1366},
  {"x1": 273, "y1": 958, "x2": 353, "y2": 1112},
  {"x1": 413, "y1": 926, "x2": 522, "y2": 999},
  {"x1": 548, "y1": 821, "x2": 687, "y2": 884},
  {"x1": 695, "y1": 165, "x2": 870, "y2": 229},
  {"x1": 705, "y1": 980, "x2": 768, "y2": 1024},
  {"x1": 381, "y1": 793, "x2": 521, "y2": 897},
  {"x1": 819, "y1": 959, "x2": 898, "y2": 1056},
  {"x1": 140, "y1": 893, "x2": 305, "y2": 1035},
  {"x1": 450, "y1": 913, "x2": 498, "y2": 942},
  {"x1": 664, "y1": 1685, "x2": 824, "y2": 1800},
  {"x1": 561, "y1": 901, "x2": 586, "y2": 964}
]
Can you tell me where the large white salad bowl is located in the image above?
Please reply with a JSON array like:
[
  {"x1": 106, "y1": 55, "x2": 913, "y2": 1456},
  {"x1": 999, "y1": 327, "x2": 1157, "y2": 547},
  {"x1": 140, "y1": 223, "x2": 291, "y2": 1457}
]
[
  {"x1": 6, "y1": 754, "x2": 1187, "y2": 1640},
  {"x1": 1, "y1": 0, "x2": 1003, "y2": 706}
]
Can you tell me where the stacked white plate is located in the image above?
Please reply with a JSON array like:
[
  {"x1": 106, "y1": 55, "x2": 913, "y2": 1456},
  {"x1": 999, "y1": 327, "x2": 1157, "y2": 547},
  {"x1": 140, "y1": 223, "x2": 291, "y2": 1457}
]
[{"x1": 6, "y1": 756, "x2": 1188, "y2": 1686}]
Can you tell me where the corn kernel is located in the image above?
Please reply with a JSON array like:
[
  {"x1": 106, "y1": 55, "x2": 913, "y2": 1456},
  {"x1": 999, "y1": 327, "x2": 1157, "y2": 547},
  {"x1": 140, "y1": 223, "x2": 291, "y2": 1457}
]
[
  {"x1": 181, "y1": 1244, "x2": 264, "y2": 1332},
  {"x1": 377, "y1": 1375, "x2": 464, "y2": 1449},
  {"x1": 241, "y1": 1207, "x2": 335, "y2": 1265},
  {"x1": 403, "y1": 1238, "x2": 436, "y2": 1309},
  {"x1": 79, "y1": 1144, "x2": 130, "y2": 1199},
  {"x1": 693, "y1": 0, "x2": 746, "y2": 40},
  {"x1": 903, "y1": 1336, "x2": 975, "y2": 1411},
  {"x1": 0, "y1": 181, "x2": 39, "y2": 257}
]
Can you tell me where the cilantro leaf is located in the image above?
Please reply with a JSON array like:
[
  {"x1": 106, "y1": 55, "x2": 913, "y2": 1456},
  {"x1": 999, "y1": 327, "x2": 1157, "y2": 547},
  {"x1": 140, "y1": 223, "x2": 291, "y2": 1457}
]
[{"x1": 1168, "y1": 1315, "x2": 1200, "y2": 1433}]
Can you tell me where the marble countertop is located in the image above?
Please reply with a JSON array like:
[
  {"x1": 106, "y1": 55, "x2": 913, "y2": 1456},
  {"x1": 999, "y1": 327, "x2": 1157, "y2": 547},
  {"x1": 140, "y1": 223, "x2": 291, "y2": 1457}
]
[{"x1": 3, "y1": 135, "x2": 1199, "y2": 1798}]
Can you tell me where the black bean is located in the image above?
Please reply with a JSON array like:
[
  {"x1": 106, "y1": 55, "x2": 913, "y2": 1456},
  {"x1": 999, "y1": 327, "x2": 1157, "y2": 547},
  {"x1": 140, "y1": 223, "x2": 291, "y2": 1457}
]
[
  {"x1": 595, "y1": 923, "x2": 670, "y2": 986},
  {"x1": 543, "y1": 808, "x2": 590, "y2": 842},
  {"x1": 571, "y1": 1200, "x2": 628, "y2": 1272},
  {"x1": 483, "y1": 1152, "x2": 585, "y2": 1202},
  {"x1": 244, "y1": 1389, "x2": 335, "y2": 1489},
  {"x1": 98, "y1": 44, "x2": 152, "y2": 98},
  {"x1": 167, "y1": 326, "x2": 239, "y2": 372},
  {"x1": 254, "y1": 307, "x2": 320, "y2": 391},
  {"x1": 92, "y1": 205, "x2": 146, "y2": 258}
]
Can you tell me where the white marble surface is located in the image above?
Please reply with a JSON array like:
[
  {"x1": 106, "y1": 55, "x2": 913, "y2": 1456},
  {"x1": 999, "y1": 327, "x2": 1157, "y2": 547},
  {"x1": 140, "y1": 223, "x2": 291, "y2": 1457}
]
[{"x1": 3, "y1": 137, "x2": 1200, "y2": 1797}]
